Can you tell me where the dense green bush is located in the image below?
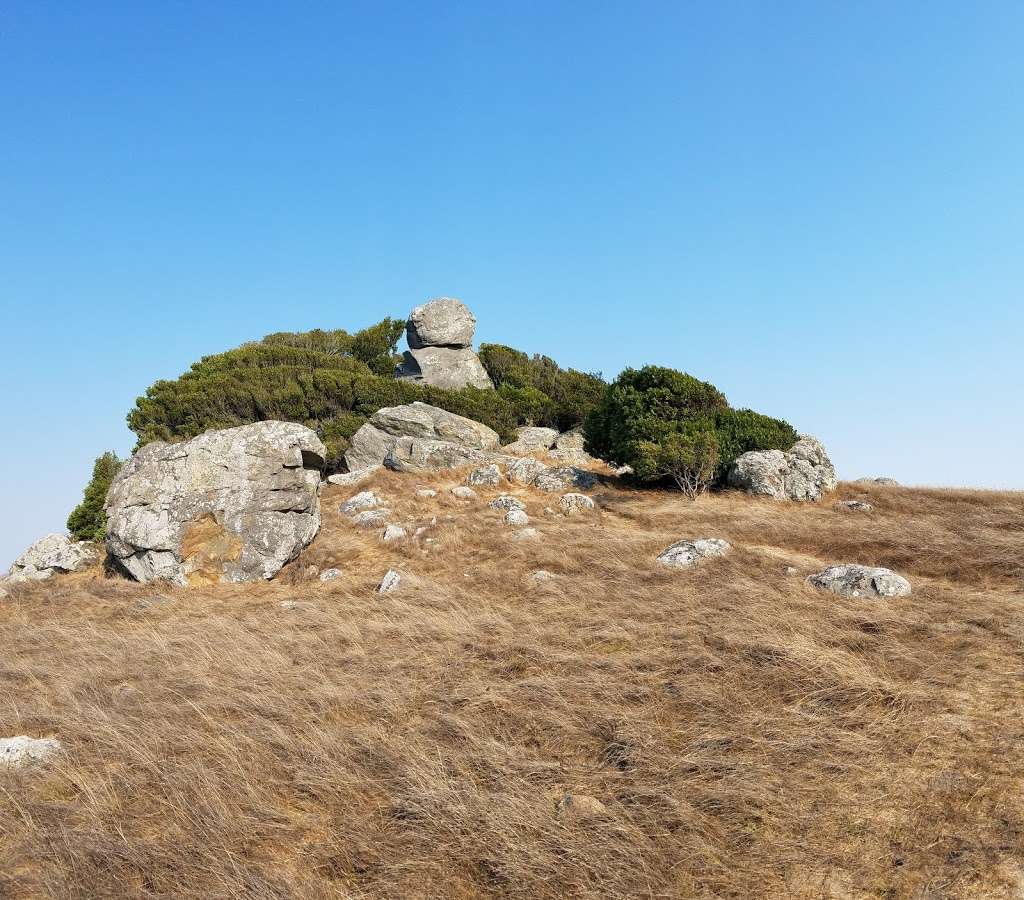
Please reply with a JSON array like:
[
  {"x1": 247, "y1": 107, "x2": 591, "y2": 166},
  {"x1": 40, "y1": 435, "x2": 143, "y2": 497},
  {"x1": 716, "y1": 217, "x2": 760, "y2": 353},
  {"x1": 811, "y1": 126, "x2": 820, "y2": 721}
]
[
  {"x1": 67, "y1": 451, "x2": 123, "y2": 541},
  {"x1": 126, "y1": 322, "x2": 606, "y2": 472},
  {"x1": 584, "y1": 366, "x2": 798, "y2": 495}
]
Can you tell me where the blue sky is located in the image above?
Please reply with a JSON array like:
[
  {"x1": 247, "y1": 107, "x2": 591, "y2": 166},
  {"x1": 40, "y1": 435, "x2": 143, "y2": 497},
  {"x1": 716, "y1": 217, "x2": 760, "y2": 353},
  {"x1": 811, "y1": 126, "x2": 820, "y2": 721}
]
[{"x1": 2, "y1": 1, "x2": 1022, "y2": 568}]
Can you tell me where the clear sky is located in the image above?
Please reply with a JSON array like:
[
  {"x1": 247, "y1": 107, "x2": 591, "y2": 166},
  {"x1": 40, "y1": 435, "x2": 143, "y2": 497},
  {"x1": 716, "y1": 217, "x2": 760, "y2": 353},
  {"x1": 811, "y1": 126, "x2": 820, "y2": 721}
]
[{"x1": 2, "y1": 1, "x2": 1022, "y2": 569}]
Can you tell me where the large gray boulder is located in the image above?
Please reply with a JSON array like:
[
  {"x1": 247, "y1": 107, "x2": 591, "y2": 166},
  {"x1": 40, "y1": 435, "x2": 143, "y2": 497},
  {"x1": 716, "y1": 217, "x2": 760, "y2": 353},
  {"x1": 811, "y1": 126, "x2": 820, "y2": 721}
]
[
  {"x1": 406, "y1": 297, "x2": 477, "y2": 349},
  {"x1": 396, "y1": 298, "x2": 494, "y2": 390},
  {"x1": 727, "y1": 436, "x2": 837, "y2": 502},
  {"x1": 8, "y1": 534, "x2": 99, "y2": 582},
  {"x1": 105, "y1": 421, "x2": 324, "y2": 585},
  {"x1": 395, "y1": 346, "x2": 494, "y2": 390},
  {"x1": 344, "y1": 402, "x2": 504, "y2": 473},
  {"x1": 807, "y1": 564, "x2": 911, "y2": 599}
]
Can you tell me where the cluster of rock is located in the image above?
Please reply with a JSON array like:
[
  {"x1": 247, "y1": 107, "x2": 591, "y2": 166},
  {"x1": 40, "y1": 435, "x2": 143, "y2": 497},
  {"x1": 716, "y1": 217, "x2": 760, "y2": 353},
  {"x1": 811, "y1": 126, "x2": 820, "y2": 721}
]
[
  {"x1": 104, "y1": 421, "x2": 325, "y2": 585},
  {"x1": 395, "y1": 298, "x2": 493, "y2": 390},
  {"x1": 727, "y1": 436, "x2": 837, "y2": 502}
]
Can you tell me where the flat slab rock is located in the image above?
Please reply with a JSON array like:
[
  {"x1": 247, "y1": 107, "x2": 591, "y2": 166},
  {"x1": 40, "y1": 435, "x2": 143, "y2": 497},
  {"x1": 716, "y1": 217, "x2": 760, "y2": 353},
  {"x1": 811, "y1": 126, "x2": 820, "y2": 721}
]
[
  {"x1": 657, "y1": 538, "x2": 731, "y2": 569},
  {"x1": 1, "y1": 736, "x2": 61, "y2": 769},
  {"x1": 807, "y1": 564, "x2": 911, "y2": 598},
  {"x1": 105, "y1": 421, "x2": 324, "y2": 586}
]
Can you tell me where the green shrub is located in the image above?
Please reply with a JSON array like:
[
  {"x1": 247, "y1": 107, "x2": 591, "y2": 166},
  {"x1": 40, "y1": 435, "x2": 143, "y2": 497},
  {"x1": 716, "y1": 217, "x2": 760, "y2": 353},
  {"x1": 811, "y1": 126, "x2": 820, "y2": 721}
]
[
  {"x1": 584, "y1": 365, "x2": 797, "y2": 495},
  {"x1": 67, "y1": 451, "x2": 123, "y2": 541},
  {"x1": 125, "y1": 322, "x2": 603, "y2": 471}
]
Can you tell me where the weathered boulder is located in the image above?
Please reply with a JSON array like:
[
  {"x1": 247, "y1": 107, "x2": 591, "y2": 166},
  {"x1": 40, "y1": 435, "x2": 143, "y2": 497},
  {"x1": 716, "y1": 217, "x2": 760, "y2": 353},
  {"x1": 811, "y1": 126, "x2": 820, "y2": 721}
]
[
  {"x1": 1, "y1": 736, "x2": 61, "y2": 769},
  {"x1": 504, "y1": 508, "x2": 530, "y2": 527},
  {"x1": 382, "y1": 524, "x2": 407, "y2": 543},
  {"x1": 507, "y1": 457, "x2": 549, "y2": 486},
  {"x1": 489, "y1": 495, "x2": 526, "y2": 513},
  {"x1": 560, "y1": 493, "x2": 596, "y2": 514},
  {"x1": 406, "y1": 297, "x2": 477, "y2": 349},
  {"x1": 502, "y1": 426, "x2": 558, "y2": 456},
  {"x1": 855, "y1": 477, "x2": 900, "y2": 486},
  {"x1": 727, "y1": 436, "x2": 836, "y2": 502},
  {"x1": 396, "y1": 346, "x2": 494, "y2": 390},
  {"x1": 553, "y1": 427, "x2": 586, "y2": 452},
  {"x1": 339, "y1": 491, "x2": 382, "y2": 515},
  {"x1": 467, "y1": 464, "x2": 503, "y2": 486},
  {"x1": 396, "y1": 298, "x2": 494, "y2": 390},
  {"x1": 377, "y1": 569, "x2": 403, "y2": 594},
  {"x1": 8, "y1": 534, "x2": 99, "y2": 582},
  {"x1": 345, "y1": 403, "x2": 502, "y2": 473},
  {"x1": 836, "y1": 500, "x2": 873, "y2": 512},
  {"x1": 656, "y1": 538, "x2": 731, "y2": 569},
  {"x1": 327, "y1": 466, "x2": 380, "y2": 487},
  {"x1": 535, "y1": 466, "x2": 599, "y2": 493},
  {"x1": 807, "y1": 564, "x2": 911, "y2": 599},
  {"x1": 105, "y1": 422, "x2": 324, "y2": 586},
  {"x1": 450, "y1": 486, "x2": 478, "y2": 500}
]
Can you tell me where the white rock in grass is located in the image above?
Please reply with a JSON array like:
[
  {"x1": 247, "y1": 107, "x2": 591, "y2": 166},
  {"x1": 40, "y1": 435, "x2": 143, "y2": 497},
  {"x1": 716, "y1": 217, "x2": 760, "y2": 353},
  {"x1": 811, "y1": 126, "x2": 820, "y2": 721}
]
[
  {"x1": 382, "y1": 524, "x2": 407, "y2": 543},
  {"x1": 339, "y1": 491, "x2": 381, "y2": 515},
  {"x1": 280, "y1": 600, "x2": 312, "y2": 611},
  {"x1": 450, "y1": 486, "x2": 478, "y2": 500},
  {"x1": 352, "y1": 509, "x2": 388, "y2": 528},
  {"x1": 504, "y1": 509, "x2": 530, "y2": 527},
  {"x1": 489, "y1": 495, "x2": 526, "y2": 513},
  {"x1": 836, "y1": 500, "x2": 873, "y2": 512},
  {"x1": 377, "y1": 570, "x2": 402, "y2": 594},
  {"x1": 807, "y1": 564, "x2": 911, "y2": 599},
  {"x1": 656, "y1": 538, "x2": 731, "y2": 569},
  {"x1": 560, "y1": 493, "x2": 595, "y2": 514},
  {"x1": 319, "y1": 568, "x2": 343, "y2": 582},
  {"x1": 0, "y1": 736, "x2": 61, "y2": 769},
  {"x1": 327, "y1": 466, "x2": 380, "y2": 487},
  {"x1": 555, "y1": 794, "x2": 609, "y2": 822},
  {"x1": 415, "y1": 488, "x2": 438, "y2": 498},
  {"x1": 507, "y1": 457, "x2": 549, "y2": 486},
  {"x1": 508, "y1": 527, "x2": 539, "y2": 541},
  {"x1": 527, "y1": 569, "x2": 558, "y2": 583}
]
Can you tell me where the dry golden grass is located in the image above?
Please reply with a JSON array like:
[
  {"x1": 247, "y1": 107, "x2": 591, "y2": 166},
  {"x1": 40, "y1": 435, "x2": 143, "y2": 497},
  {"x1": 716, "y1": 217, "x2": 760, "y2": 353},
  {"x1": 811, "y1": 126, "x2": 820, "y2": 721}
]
[{"x1": 2, "y1": 472, "x2": 1023, "y2": 899}]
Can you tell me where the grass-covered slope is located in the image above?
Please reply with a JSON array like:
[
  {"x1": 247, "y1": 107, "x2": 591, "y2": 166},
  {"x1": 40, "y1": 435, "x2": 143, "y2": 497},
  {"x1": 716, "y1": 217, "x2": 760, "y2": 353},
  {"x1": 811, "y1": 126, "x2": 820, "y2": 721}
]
[{"x1": 3, "y1": 477, "x2": 1023, "y2": 898}]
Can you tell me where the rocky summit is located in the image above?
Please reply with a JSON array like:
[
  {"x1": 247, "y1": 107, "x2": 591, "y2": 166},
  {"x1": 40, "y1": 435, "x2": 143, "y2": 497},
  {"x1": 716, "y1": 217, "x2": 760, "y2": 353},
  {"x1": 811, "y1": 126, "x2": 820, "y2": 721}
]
[
  {"x1": 395, "y1": 297, "x2": 493, "y2": 390},
  {"x1": 105, "y1": 421, "x2": 324, "y2": 585}
]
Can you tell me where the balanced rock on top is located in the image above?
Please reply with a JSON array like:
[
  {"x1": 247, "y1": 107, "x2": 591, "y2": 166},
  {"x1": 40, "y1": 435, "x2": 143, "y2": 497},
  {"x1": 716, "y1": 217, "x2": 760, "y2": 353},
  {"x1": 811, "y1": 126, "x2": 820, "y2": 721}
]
[{"x1": 395, "y1": 298, "x2": 493, "y2": 391}]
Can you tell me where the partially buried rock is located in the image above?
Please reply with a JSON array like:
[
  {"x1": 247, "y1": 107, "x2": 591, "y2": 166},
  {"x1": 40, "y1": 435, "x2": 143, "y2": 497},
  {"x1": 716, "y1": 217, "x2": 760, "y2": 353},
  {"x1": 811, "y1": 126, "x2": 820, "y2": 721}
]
[
  {"x1": 657, "y1": 538, "x2": 731, "y2": 569},
  {"x1": 490, "y1": 495, "x2": 526, "y2": 513},
  {"x1": 8, "y1": 534, "x2": 100, "y2": 582},
  {"x1": 382, "y1": 524, "x2": 407, "y2": 543},
  {"x1": 836, "y1": 500, "x2": 873, "y2": 512},
  {"x1": 377, "y1": 570, "x2": 402, "y2": 594},
  {"x1": 415, "y1": 488, "x2": 438, "y2": 498},
  {"x1": 856, "y1": 477, "x2": 899, "y2": 486},
  {"x1": 727, "y1": 436, "x2": 836, "y2": 502},
  {"x1": 534, "y1": 467, "x2": 598, "y2": 493},
  {"x1": 327, "y1": 466, "x2": 380, "y2": 487},
  {"x1": 319, "y1": 568, "x2": 342, "y2": 582},
  {"x1": 508, "y1": 527, "x2": 539, "y2": 541},
  {"x1": 560, "y1": 493, "x2": 595, "y2": 514},
  {"x1": 507, "y1": 457, "x2": 549, "y2": 486},
  {"x1": 527, "y1": 569, "x2": 558, "y2": 583},
  {"x1": 1, "y1": 736, "x2": 61, "y2": 769},
  {"x1": 807, "y1": 564, "x2": 911, "y2": 599},
  {"x1": 105, "y1": 421, "x2": 324, "y2": 586},
  {"x1": 339, "y1": 491, "x2": 381, "y2": 515},
  {"x1": 504, "y1": 509, "x2": 530, "y2": 527},
  {"x1": 467, "y1": 464, "x2": 503, "y2": 486},
  {"x1": 450, "y1": 486, "x2": 478, "y2": 500},
  {"x1": 556, "y1": 794, "x2": 610, "y2": 823},
  {"x1": 352, "y1": 509, "x2": 388, "y2": 528}
]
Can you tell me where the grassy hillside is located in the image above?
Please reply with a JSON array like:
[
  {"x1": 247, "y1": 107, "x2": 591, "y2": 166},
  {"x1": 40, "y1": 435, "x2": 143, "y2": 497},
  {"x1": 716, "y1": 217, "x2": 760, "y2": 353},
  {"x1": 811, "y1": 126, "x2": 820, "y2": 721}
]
[{"x1": 2, "y1": 475, "x2": 1023, "y2": 898}]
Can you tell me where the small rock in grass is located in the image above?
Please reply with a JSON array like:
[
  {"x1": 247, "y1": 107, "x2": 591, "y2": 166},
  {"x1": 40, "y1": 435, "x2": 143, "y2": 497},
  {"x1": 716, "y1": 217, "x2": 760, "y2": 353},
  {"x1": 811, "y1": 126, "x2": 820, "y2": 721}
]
[
  {"x1": 508, "y1": 527, "x2": 539, "y2": 541},
  {"x1": 280, "y1": 600, "x2": 312, "y2": 611},
  {"x1": 657, "y1": 538, "x2": 731, "y2": 569},
  {"x1": 490, "y1": 495, "x2": 526, "y2": 513},
  {"x1": 383, "y1": 524, "x2": 407, "y2": 543},
  {"x1": 783, "y1": 565, "x2": 800, "y2": 576},
  {"x1": 450, "y1": 486, "x2": 477, "y2": 500},
  {"x1": 855, "y1": 477, "x2": 899, "y2": 486},
  {"x1": 415, "y1": 488, "x2": 438, "y2": 498},
  {"x1": 340, "y1": 491, "x2": 381, "y2": 515},
  {"x1": 836, "y1": 500, "x2": 873, "y2": 512},
  {"x1": 0, "y1": 736, "x2": 61, "y2": 769},
  {"x1": 556, "y1": 794, "x2": 609, "y2": 822},
  {"x1": 807, "y1": 564, "x2": 911, "y2": 599},
  {"x1": 327, "y1": 466, "x2": 381, "y2": 487},
  {"x1": 527, "y1": 570, "x2": 557, "y2": 583},
  {"x1": 466, "y1": 464, "x2": 503, "y2": 486},
  {"x1": 377, "y1": 570, "x2": 402, "y2": 594},
  {"x1": 560, "y1": 493, "x2": 595, "y2": 514},
  {"x1": 504, "y1": 508, "x2": 530, "y2": 527},
  {"x1": 319, "y1": 568, "x2": 342, "y2": 582},
  {"x1": 352, "y1": 509, "x2": 388, "y2": 528}
]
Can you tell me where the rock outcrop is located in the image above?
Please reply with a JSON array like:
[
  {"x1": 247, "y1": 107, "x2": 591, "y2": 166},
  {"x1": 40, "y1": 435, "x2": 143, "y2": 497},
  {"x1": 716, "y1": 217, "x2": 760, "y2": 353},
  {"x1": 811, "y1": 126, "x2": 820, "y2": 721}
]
[
  {"x1": 344, "y1": 402, "x2": 504, "y2": 473},
  {"x1": 807, "y1": 564, "x2": 911, "y2": 599},
  {"x1": 727, "y1": 436, "x2": 836, "y2": 502},
  {"x1": 395, "y1": 298, "x2": 493, "y2": 390},
  {"x1": 105, "y1": 422, "x2": 324, "y2": 585},
  {"x1": 8, "y1": 534, "x2": 99, "y2": 582},
  {"x1": 502, "y1": 426, "x2": 558, "y2": 456}
]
